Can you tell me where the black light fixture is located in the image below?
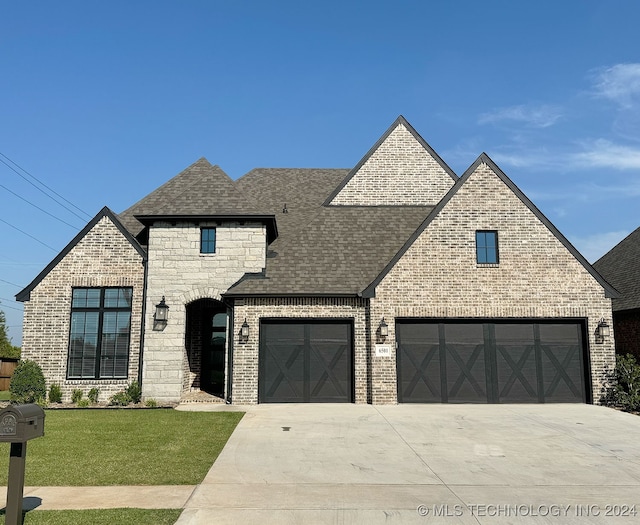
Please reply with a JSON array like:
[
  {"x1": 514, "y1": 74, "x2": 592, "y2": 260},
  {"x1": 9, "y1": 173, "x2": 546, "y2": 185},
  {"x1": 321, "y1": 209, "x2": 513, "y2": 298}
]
[
  {"x1": 154, "y1": 296, "x2": 169, "y2": 323},
  {"x1": 596, "y1": 318, "x2": 610, "y2": 344},
  {"x1": 240, "y1": 318, "x2": 250, "y2": 343},
  {"x1": 379, "y1": 318, "x2": 389, "y2": 343}
]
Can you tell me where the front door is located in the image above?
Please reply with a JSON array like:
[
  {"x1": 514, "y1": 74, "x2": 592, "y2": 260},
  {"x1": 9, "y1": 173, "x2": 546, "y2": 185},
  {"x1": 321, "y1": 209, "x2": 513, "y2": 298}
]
[{"x1": 201, "y1": 308, "x2": 227, "y2": 397}]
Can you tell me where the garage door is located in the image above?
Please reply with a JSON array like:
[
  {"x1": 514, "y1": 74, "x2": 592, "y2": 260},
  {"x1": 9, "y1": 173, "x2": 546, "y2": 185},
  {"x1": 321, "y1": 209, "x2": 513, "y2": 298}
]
[
  {"x1": 259, "y1": 321, "x2": 353, "y2": 403},
  {"x1": 397, "y1": 321, "x2": 588, "y2": 403}
]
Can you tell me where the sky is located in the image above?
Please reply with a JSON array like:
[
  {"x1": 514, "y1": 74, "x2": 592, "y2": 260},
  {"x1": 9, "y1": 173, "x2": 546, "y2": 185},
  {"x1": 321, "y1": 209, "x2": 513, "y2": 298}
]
[{"x1": 2, "y1": 1, "x2": 640, "y2": 346}]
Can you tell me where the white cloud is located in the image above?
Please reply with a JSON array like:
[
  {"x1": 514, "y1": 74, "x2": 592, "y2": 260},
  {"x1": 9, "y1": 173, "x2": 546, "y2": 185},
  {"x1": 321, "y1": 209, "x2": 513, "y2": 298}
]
[
  {"x1": 478, "y1": 104, "x2": 562, "y2": 128},
  {"x1": 569, "y1": 230, "x2": 630, "y2": 264},
  {"x1": 591, "y1": 63, "x2": 640, "y2": 108},
  {"x1": 570, "y1": 139, "x2": 640, "y2": 170}
]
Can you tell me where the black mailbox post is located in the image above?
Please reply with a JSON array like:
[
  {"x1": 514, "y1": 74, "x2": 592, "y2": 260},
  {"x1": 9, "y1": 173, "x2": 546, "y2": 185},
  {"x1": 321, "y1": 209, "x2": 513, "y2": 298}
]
[{"x1": 0, "y1": 404, "x2": 45, "y2": 525}]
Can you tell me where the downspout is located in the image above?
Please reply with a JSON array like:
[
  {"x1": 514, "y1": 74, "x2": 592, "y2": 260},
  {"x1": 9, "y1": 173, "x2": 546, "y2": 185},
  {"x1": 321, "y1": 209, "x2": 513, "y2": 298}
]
[{"x1": 225, "y1": 299, "x2": 234, "y2": 404}]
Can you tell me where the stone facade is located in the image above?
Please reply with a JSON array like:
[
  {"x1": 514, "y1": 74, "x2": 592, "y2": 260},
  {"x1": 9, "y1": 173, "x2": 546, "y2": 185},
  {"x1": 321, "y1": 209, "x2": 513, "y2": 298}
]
[
  {"x1": 369, "y1": 162, "x2": 615, "y2": 403},
  {"x1": 21, "y1": 215, "x2": 145, "y2": 402},
  {"x1": 329, "y1": 123, "x2": 455, "y2": 206},
  {"x1": 142, "y1": 220, "x2": 266, "y2": 402}
]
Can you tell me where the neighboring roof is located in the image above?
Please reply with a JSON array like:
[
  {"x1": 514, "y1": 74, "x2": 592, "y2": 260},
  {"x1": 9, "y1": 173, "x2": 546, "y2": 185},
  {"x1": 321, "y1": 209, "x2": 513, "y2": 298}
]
[
  {"x1": 361, "y1": 153, "x2": 620, "y2": 299},
  {"x1": 16, "y1": 207, "x2": 146, "y2": 302},
  {"x1": 593, "y1": 227, "x2": 640, "y2": 311},
  {"x1": 119, "y1": 158, "x2": 276, "y2": 240},
  {"x1": 323, "y1": 115, "x2": 458, "y2": 206}
]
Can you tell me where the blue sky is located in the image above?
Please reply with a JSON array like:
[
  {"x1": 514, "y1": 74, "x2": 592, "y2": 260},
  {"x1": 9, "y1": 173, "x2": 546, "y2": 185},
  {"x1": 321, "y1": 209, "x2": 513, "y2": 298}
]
[{"x1": 2, "y1": 1, "x2": 640, "y2": 346}]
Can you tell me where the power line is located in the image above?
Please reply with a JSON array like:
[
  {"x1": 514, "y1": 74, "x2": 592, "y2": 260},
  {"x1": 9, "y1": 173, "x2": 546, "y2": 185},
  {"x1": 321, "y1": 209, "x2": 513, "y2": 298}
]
[
  {"x1": 0, "y1": 183, "x2": 81, "y2": 229},
  {"x1": 0, "y1": 296, "x2": 23, "y2": 305},
  {"x1": 0, "y1": 153, "x2": 91, "y2": 221},
  {"x1": 0, "y1": 278, "x2": 23, "y2": 288},
  {"x1": 0, "y1": 217, "x2": 58, "y2": 251},
  {"x1": 0, "y1": 302, "x2": 23, "y2": 312}
]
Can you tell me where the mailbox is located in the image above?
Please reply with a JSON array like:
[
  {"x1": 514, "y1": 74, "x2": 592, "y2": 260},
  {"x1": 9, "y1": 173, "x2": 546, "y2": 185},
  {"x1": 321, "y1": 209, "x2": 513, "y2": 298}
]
[{"x1": 0, "y1": 404, "x2": 45, "y2": 443}]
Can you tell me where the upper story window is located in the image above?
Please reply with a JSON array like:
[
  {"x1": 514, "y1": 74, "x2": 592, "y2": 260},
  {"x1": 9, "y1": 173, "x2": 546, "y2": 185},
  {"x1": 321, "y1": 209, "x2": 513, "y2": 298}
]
[
  {"x1": 68, "y1": 287, "x2": 132, "y2": 379},
  {"x1": 200, "y1": 227, "x2": 216, "y2": 254},
  {"x1": 476, "y1": 230, "x2": 499, "y2": 264}
]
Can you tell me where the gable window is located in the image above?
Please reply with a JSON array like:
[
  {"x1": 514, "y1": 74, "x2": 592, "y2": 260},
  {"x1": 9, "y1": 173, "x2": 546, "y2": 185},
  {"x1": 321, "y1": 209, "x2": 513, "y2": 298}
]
[
  {"x1": 200, "y1": 227, "x2": 216, "y2": 254},
  {"x1": 67, "y1": 287, "x2": 132, "y2": 379},
  {"x1": 476, "y1": 230, "x2": 499, "y2": 264}
]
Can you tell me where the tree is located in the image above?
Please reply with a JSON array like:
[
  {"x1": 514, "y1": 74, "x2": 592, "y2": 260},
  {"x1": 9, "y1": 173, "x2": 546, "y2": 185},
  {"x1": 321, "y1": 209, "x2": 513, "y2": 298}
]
[{"x1": 0, "y1": 309, "x2": 21, "y2": 359}]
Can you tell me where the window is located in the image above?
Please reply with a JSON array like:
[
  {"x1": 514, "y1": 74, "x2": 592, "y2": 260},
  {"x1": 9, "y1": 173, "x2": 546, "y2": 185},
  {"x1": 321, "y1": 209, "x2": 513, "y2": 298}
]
[
  {"x1": 476, "y1": 230, "x2": 499, "y2": 264},
  {"x1": 200, "y1": 227, "x2": 216, "y2": 254},
  {"x1": 67, "y1": 287, "x2": 132, "y2": 379}
]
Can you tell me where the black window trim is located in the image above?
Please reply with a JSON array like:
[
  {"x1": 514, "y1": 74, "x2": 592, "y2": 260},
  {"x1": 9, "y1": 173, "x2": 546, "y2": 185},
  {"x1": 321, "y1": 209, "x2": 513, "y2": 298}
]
[
  {"x1": 67, "y1": 286, "x2": 132, "y2": 380},
  {"x1": 200, "y1": 227, "x2": 216, "y2": 254},
  {"x1": 476, "y1": 229, "x2": 499, "y2": 265}
]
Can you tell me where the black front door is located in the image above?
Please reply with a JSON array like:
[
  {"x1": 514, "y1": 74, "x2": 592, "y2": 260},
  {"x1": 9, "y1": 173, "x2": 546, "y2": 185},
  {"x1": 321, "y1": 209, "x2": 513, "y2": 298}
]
[{"x1": 201, "y1": 308, "x2": 227, "y2": 397}]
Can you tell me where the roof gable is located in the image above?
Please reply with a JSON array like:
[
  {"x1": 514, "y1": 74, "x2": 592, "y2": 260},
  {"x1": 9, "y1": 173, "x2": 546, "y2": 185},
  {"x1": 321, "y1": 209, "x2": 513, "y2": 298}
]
[
  {"x1": 362, "y1": 153, "x2": 619, "y2": 298},
  {"x1": 325, "y1": 115, "x2": 457, "y2": 206},
  {"x1": 593, "y1": 227, "x2": 640, "y2": 311},
  {"x1": 16, "y1": 207, "x2": 146, "y2": 302}
]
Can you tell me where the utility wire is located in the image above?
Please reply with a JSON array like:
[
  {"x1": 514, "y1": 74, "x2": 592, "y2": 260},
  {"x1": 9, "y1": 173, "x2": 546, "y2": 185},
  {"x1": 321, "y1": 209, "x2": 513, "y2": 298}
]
[
  {"x1": 0, "y1": 296, "x2": 22, "y2": 305},
  {"x1": 0, "y1": 302, "x2": 23, "y2": 312},
  {"x1": 0, "y1": 154, "x2": 91, "y2": 221},
  {"x1": 0, "y1": 217, "x2": 58, "y2": 251},
  {"x1": 0, "y1": 278, "x2": 23, "y2": 288},
  {"x1": 0, "y1": 183, "x2": 81, "y2": 229}
]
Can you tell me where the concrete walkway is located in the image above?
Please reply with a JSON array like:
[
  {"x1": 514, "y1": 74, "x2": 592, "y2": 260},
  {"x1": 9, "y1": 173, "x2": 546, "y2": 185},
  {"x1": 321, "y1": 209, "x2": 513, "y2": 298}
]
[{"x1": 2, "y1": 404, "x2": 640, "y2": 524}]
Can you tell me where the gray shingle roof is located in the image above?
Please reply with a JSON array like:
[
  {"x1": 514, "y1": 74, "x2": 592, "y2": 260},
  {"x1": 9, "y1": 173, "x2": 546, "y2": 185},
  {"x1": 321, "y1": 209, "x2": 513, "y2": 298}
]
[
  {"x1": 593, "y1": 227, "x2": 640, "y2": 311},
  {"x1": 118, "y1": 158, "x2": 271, "y2": 239}
]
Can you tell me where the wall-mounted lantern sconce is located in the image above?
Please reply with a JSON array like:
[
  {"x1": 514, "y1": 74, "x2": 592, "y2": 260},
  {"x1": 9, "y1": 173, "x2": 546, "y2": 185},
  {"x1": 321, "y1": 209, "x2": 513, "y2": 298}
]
[
  {"x1": 595, "y1": 318, "x2": 610, "y2": 344},
  {"x1": 379, "y1": 318, "x2": 389, "y2": 343},
  {"x1": 240, "y1": 318, "x2": 250, "y2": 344},
  {"x1": 153, "y1": 296, "x2": 169, "y2": 330}
]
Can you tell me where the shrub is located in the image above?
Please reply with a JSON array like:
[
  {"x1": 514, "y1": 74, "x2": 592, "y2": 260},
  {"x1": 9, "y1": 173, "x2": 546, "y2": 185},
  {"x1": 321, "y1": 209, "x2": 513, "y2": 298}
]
[
  {"x1": 48, "y1": 384, "x2": 63, "y2": 403},
  {"x1": 10, "y1": 359, "x2": 46, "y2": 404},
  {"x1": 605, "y1": 354, "x2": 640, "y2": 411},
  {"x1": 109, "y1": 390, "x2": 131, "y2": 406},
  {"x1": 71, "y1": 389, "x2": 83, "y2": 404},
  {"x1": 126, "y1": 381, "x2": 142, "y2": 404},
  {"x1": 145, "y1": 398, "x2": 158, "y2": 408},
  {"x1": 77, "y1": 398, "x2": 90, "y2": 408},
  {"x1": 88, "y1": 387, "x2": 100, "y2": 404}
]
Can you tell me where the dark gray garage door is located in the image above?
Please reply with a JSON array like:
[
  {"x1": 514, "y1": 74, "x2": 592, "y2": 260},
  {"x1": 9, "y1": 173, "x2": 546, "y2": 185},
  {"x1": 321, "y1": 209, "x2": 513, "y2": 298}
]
[
  {"x1": 397, "y1": 321, "x2": 588, "y2": 403},
  {"x1": 259, "y1": 321, "x2": 353, "y2": 403}
]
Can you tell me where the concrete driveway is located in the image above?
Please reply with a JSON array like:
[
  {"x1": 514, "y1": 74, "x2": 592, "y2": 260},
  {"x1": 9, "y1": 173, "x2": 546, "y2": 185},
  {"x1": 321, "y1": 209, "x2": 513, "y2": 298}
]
[{"x1": 176, "y1": 404, "x2": 640, "y2": 524}]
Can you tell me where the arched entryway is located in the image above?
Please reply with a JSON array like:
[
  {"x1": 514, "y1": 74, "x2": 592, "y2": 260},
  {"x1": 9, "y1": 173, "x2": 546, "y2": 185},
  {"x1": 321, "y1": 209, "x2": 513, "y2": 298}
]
[{"x1": 185, "y1": 298, "x2": 228, "y2": 398}]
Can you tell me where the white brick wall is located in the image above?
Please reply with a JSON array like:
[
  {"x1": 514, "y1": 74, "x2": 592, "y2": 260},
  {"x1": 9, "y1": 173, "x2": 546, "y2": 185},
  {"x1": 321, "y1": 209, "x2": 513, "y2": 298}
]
[
  {"x1": 329, "y1": 123, "x2": 455, "y2": 206},
  {"x1": 21, "y1": 216, "x2": 145, "y2": 402}
]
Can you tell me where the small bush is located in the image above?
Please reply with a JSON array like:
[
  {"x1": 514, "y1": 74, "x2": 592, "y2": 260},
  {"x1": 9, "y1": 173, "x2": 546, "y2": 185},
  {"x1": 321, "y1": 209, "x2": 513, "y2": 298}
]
[
  {"x1": 77, "y1": 398, "x2": 90, "y2": 408},
  {"x1": 88, "y1": 387, "x2": 100, "y2": 404},
  {"x1": 48, "y1": 384, "x2": 63, "y2": 403},
  {"x1": 109, "y1": 390, "x2": 131, "y2": 406},
  {"x1": 126, "y1": 381, "x2": 142, "y2": 404},
  {"x1": 145, "y1": 398, "x2": 158, "y2": 408},
  {"x1": 71, "y1": 389, "x2": 83, "y2": 404},
  {"x1": 604, "y1": 354, "x2": 640, "y2": 411},
  {"x1": 10, "y1": 359, "x2": 46, "y2": 404}
]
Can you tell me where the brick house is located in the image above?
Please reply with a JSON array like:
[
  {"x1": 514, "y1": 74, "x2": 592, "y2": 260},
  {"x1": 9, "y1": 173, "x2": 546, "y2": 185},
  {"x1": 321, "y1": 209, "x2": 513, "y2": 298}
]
[
  {"x1": 593, "y1": 228, "x2": 640, "y2": 360},
  {"x1": 17, "y1": 116, "x2": 618, "y2": 404}
]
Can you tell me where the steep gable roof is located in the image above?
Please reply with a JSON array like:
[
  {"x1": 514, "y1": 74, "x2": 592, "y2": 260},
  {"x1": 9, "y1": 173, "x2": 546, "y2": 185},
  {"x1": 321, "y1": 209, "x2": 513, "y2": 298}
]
[
  {"x1": 16, "y1": 207, "x2": 146, "y2": 302},
  {"x1": 593, "y1": 227, "x2": 640, "y2": 311},
  {"x1": 324, "y1": 115, "x2": 457, "y2": 206},
  {"x1": 118, "y1": 157, "x2": 277, "y2": 241},
  {"x1": 361, "y1": 153, "x2": 619, "y2": 298}
]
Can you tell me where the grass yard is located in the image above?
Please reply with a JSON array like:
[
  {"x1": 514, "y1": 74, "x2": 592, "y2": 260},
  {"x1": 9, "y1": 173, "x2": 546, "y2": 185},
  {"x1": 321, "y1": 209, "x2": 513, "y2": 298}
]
[
  {"x1": 0, "y1": 409, "x2": 243, "y2": 486},
  {"x1": 0, "y1": 390, "x2": 10, "y2": 401},
  {"x1": 18, "y1": 508, "x2": 182, "y2": 525}
]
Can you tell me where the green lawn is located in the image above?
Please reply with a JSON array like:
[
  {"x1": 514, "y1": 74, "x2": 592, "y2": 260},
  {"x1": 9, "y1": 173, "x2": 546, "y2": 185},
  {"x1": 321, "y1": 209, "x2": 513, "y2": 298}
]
[
  {"x1": 19, "y1": 508, "x2": 182, "y2": 525},
  {"x1": 0, "y1": 390, "x2": 10, "y2": 401},
  {"x1": 0, "y1": 409, "x2": 243, "y2": 485}
]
